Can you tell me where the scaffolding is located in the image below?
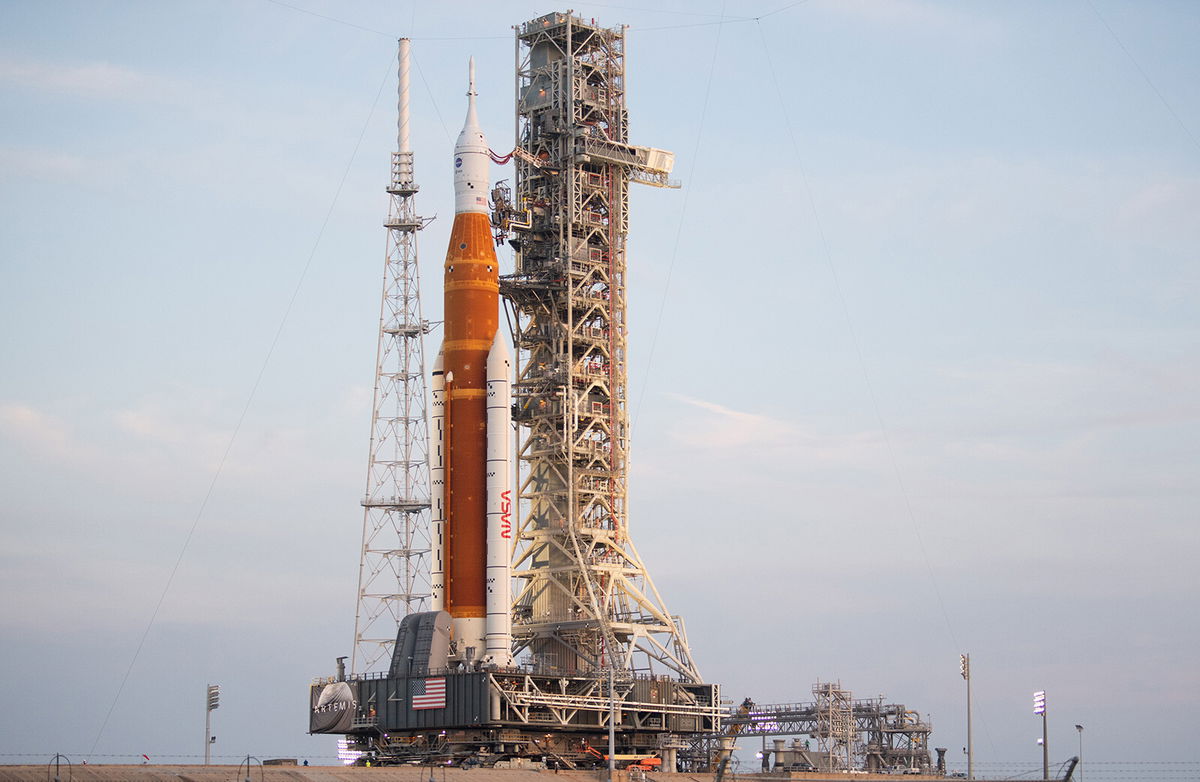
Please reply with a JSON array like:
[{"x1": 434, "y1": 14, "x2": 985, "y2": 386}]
[
  {"x1": 813, "y1": 681, "x2": 856, "y2": 772},
  {"x1": 351, "y1": 38, "x2": 433, "y2": 673},
  {"x1": 724, "y1": 687, "x2": 934, "y2": 774},
  {"x1": 501, "y1": 11, "x2": 694, "y2": 681}
]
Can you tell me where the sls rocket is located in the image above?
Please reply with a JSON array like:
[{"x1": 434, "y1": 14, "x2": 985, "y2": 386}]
[{"x1": 429, "y1": 59, "x2": 514, "y2": 669}]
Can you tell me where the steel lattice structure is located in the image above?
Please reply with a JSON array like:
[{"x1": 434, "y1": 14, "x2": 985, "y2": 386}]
[
  {"x1": 721, "y1": 689, "x2": 933, "y2": 774},
  {"x1": 352, "y1": 39, "x2": 433, "y2": 673},
  {"x1": 500, "y1": 12, "x2": 695, "y2": 681},
  {"x1": 814, "y1": 681, "x2": 856, "y2": 772}
]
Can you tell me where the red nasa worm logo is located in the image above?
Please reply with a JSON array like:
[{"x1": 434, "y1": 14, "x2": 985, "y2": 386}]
[{"x1": 500, "y1": 489, "x2": 512, "y2": 539}]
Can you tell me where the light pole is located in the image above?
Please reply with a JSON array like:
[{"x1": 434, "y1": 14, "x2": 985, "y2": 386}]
[
  {"x1": 1075, "y1": 724, "x2": 1083, "y2": 782},
  {"x1": 205, "y1": 684, "x2": 220, "y2": 765},
  {"x1": 960, "y1": 654, "x2": 973, "y2": 780},
  {"x1": 1033, "y1": 691, "x2": 1047, "y2": 781}
]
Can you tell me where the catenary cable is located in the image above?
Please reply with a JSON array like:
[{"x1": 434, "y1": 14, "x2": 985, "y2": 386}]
[
  {"x1": 261, "y1": 0, "x2": 765, "y2": 39},
  {"x1": 750, "y1": 18, "x2": 1004, "y2": 756},
  {"x1": 753, "y1": 11, "x2": 1006, "y2": 760},
  {"x1": 752, "y1": 16, "x2": 959, "y2": 648},
  {"x1": 633, "y1": 1, "x2": 811, "y2": 425},
  {"x1": 263, "y1": 0, "x2": 506, "y2": 40},
  {"x1": 637, "y1": 1, "x2": 805, "y2": 31},
  {"x1": 263, "y1": 0, "x2": 392, "y2": 37},
  {"x1": 412, "y1": 49, "x2": 451, "y2": 143},
  {"x1": 631, "y1": 3, "x2": 729, "y2": 429},
  {"x1": 1085, "y1": 0, "x2": 1199, "y2": 154},
  {"x1": 86, "y1": 53, "x2": 396, "y2": 759},
  {"x1": 580, "y1": 2, "x2": 751, "y2": 20}
]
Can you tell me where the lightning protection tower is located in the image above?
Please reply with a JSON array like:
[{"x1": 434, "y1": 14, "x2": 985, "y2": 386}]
[
  {"x1": 501, "y1": 12, "x2": 696, "y2": 680},
  {"x1": 352, "y1": 38, "x2": 433, "y2": 673}
]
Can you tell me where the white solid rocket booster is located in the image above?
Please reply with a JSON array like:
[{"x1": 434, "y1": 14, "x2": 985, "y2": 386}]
[
  {"x1": 484, "y1": 330, "x2": 514, "y2": 667},
  {"x1": 429, "y1": 350, "x2": 446, "y2": 612}
]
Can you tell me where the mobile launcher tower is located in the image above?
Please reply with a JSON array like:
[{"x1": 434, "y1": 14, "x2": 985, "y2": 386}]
[{"x1": 310, "y1": 13, "x2": 721, "y2": 769}]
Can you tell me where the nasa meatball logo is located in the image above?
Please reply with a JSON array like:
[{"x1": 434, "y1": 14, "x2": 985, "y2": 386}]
[{"x1": 455, "y1": 156, "x2": 463, "y2": 169}]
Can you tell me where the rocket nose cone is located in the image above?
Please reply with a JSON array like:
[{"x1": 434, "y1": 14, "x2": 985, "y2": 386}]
[{"x1": 432, "y1": 347, "x2": 445, "y2": 374}]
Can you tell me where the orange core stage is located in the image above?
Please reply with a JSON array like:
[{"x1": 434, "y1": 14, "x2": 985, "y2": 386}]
[{"x1": 442, "y1": 210, "x2": 499, "y2": 621}]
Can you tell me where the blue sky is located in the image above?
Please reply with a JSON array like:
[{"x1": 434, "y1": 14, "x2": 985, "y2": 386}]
[{"x1": 1, "y1": 0, "x2": 1197, "y2": 775}]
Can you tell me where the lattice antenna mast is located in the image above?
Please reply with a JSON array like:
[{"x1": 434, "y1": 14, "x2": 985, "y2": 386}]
[
  {"x1": 502, "y1": 13, "x2": 696, "y2": 681},
  {"x1": 352, "y1": 38, "x2": 433, "y2": 673}
]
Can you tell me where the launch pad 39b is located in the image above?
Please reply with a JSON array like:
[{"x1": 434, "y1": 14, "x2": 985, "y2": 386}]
[
  {"x1": 311, "y1": 11, "x2": 722, "y2": 771},
  {"x1": 309, "y1": 9, "x2": 937, "y2": 776}
]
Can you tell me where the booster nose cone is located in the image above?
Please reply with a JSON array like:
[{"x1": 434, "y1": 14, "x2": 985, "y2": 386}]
[
  {"x1": 486, "y1": 329, "x2": 511, "y2": 377},
  {"x1": 454, "y1": 57, "x2": 490, "y2": 214}
]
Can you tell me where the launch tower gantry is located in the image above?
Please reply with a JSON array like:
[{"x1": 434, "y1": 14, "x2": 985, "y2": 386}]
[
  {"x1": 501, "y1": 11, "x2": 693, "y2": 682},
  {"x1": 352, "y1": 38, "x2": 433, "y2": 673}
]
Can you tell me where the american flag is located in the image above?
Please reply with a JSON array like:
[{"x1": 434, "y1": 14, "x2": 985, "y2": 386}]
[{"x1": 411, "y1": 677, "x2": 446, "y2": 710}]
